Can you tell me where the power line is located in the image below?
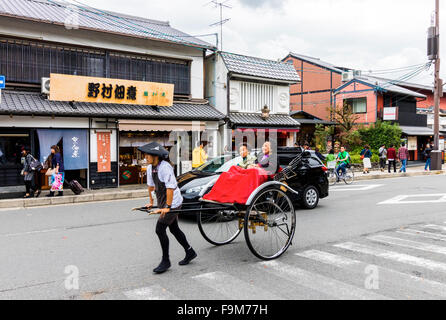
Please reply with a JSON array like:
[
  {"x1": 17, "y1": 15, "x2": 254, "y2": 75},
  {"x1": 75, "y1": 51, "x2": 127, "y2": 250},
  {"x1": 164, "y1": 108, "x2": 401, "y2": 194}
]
[{"x1": 51, "y1": 0, "x2": 213, "y2": 51}]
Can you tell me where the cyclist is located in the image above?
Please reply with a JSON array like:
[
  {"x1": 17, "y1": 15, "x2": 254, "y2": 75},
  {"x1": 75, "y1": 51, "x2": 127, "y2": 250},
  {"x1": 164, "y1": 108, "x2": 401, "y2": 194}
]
[{"x1": 336, "y1": 146, "x2": 350, "y2": 181}]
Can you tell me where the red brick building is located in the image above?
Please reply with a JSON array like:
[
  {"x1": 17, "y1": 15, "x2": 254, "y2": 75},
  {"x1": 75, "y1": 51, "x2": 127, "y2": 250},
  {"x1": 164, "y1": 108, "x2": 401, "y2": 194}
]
[{"x1": 282, "y1": 53, "x2": 347, "y2": 121}]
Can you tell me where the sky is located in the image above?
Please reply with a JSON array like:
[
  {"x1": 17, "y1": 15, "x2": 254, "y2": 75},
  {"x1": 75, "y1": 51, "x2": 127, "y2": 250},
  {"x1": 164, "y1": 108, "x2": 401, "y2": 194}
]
[{"x1": 69, "y1": 0, "x2": 445, "y2": 85}]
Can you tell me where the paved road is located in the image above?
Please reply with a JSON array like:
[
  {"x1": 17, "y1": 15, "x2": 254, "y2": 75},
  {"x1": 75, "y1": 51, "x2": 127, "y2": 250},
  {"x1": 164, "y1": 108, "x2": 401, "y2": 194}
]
[{"x1": 0, "y1": 174, "x2": 445, "y2": 300}]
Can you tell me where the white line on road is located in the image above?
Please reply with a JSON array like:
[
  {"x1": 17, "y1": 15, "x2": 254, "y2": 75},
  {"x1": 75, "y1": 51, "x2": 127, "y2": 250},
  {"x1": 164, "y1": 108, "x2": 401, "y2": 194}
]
[
  {"x1": 192, "y1": 271, "x2": 283, "y2": 300},
  {"x1": 378, "y1": 194, "x2": 446, "y2": 205},
  {"x1": 330, "y1": 184, "x2": 383, "y2": 192},
  {"x1": 256, "y1": 260, "x2": 390, "y2": 300},
  {"x1": 335, "y1": 242, "x2": 446, "y2": 273},
  {"x1": 423, "y1": 224, "x2": 446, "y2": 232},
  {"x1": 0, "y1": 228, "x2": 65, "y2": 237},
  {"x1": 368, "y1": 234, "x2": 446, "y2": 256},
  {"x1": 296, "y1": 250, "x2": 446, "y2": 298},
  {"x1": 124, "y1": 285, "x2": 179, "y2": 300},
  {"x1": 397, "y1": 229, "x2": 446, "y2": 242}
]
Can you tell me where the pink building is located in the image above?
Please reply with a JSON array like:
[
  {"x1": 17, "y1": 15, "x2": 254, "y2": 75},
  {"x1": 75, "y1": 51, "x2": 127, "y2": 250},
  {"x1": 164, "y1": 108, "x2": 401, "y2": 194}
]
[{"x1": 333, "y1": 75, "x2": 446, "y2": 160}]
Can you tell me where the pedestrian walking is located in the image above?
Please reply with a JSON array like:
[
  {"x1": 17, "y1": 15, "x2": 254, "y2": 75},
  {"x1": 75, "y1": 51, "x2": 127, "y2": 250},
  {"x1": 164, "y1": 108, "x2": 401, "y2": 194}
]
[
  {"x1": 46, "y1": 145, "x2": 64, "y2": 197},
  {"x1": 378, "y1": 144, "x2": 387, "y2": 172},
  {"x1": 140, "y1": 142, "x2": 197, "y2": 274},
  {"x1": 21, "y1": 146, "x2": 40, "y2": 198},
  {"x1": 424, "y1": 143, "x2": 432, "y2": 171},
  {"x1": 387, "y1": 144, "x2": 397, "y2": 173},
  {"x1": 398, "y1": 142, "x2": 410, "y2": 173},
  {"x1": 360, "y1": 145, "x2": 372, "y2": 174}
]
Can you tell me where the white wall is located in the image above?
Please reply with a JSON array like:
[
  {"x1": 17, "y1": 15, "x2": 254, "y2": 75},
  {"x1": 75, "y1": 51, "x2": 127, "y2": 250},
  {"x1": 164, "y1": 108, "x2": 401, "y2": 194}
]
[
  {"x1": 229, "y1": 80, "x2": 290, "y2": 115},
  {"x1": 0, "y1": 115, "x2": 89, "y2": 128},
  {"x1": 205, "y1": 54, "x2": 228, "y2": 116},
  {"x1": 1, "y1": 17, "x2": 205, "y2": 99}
]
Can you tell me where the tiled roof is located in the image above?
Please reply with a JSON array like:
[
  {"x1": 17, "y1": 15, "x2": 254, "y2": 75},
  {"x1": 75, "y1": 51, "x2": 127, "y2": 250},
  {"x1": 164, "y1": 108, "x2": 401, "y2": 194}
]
[
  {"x1": 356, "y1": 76, "x2": 427, "y2": 98},
  {"x1": 334, "y1": 75, "x2": 427, "y2": 99},
  {"x1": 0, "y1": 91, "x2": 225, "y2": 121},
  {"x1": 221, "y1": 52, "x2": 300, "y2": 83},
  {"x1": 229, "y1": 113, "x2": 300, "y2": 127},
  {"x1": 287, "y1": 52, "x2": 345, "y2": 74},
  {"x1": 0, "y1": 0, "x2": 214, "y2": 49}
]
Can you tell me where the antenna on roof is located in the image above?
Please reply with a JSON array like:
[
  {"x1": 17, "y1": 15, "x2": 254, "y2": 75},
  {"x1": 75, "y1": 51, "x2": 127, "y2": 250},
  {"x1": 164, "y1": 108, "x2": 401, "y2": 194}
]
[{"x1": 205, "y1": 0, "x2": 231, "y2": 51}]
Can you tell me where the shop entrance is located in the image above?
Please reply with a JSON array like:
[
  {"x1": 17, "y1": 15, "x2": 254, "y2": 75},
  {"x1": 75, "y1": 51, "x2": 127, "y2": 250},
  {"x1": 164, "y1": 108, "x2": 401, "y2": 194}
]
[
  {"x1": 0, "y1": 130, "x2": 31, "y2": 187},
  {"x1": 119, "y1": 131, "x2": 178, "y2": 185}
]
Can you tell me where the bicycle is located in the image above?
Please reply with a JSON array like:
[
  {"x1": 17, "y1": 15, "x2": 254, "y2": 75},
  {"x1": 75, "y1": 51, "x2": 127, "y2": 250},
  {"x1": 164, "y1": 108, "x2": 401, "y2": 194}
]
[{"x1": 327, "y1": 162, "x2": 354, "y2": 186}]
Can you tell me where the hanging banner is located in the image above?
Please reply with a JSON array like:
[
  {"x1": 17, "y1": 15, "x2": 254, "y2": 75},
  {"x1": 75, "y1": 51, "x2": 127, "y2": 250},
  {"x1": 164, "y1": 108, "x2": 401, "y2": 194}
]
[
  {"x1": 97, "y1": 132, "x2": 111, "y2": 173},
  {"x1": 63, "y1": 129, "x2": 88, "y2": 170},
  {"x1": 408, "y1": 136, "x2": 417, "y2": 151},
  {"x1": 49, "y1": 74, "x2": 174, "y2": 107}
]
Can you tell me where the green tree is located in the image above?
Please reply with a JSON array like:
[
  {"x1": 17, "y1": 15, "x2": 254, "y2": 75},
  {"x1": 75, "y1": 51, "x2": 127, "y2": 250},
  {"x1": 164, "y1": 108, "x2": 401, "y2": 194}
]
[
  {"x1": 357, "y1": 121, "x2": 402, "y2": 150},
  {"x1": 328, "y1": 101, "x2": 361, "y2": 149},
  {"x1": 314, "y1": 124, "x2": 334, "y2": 153}
]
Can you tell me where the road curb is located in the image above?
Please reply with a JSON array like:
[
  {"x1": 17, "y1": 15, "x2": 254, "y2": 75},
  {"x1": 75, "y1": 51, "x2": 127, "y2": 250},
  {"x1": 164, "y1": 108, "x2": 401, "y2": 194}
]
[
  {"x1": 354, "y1": 170, "x2": 445, "y2": 181},
  {"x1": 0, "y1": 189, "x2": 149, "y2": 210}
]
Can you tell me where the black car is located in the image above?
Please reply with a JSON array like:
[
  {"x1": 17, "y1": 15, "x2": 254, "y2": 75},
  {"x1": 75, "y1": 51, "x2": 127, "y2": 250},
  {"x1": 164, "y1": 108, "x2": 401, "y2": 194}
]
[{"x1": 177, "y1": 147, "x2": 329, "y2": 216}]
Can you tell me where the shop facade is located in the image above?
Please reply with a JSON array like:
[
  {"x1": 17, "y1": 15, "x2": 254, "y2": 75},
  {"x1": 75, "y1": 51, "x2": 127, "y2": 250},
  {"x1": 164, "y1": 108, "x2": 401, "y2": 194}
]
[
  {"x1": 205, "y1": 52, "x2": 301, "y2": 152},
  {"x1": 0, "y1": 90, "x2": 223, "y2": 190},
  {"x1": 0, "y1": 113, "x2": 90, "y2": 189}
]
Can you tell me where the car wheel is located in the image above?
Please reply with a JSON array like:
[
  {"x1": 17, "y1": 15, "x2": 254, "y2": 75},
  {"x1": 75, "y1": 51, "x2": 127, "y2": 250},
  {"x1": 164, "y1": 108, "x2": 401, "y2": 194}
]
[{"x1": 301, "y1": 185, "x2": 319, "y2": 209}]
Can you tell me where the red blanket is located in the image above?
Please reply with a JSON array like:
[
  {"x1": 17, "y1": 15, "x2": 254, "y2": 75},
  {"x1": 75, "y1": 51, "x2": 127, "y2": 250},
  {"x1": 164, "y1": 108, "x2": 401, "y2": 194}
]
[{"x1": 202, "y1": 166, "x2": 270, "y2": 204}]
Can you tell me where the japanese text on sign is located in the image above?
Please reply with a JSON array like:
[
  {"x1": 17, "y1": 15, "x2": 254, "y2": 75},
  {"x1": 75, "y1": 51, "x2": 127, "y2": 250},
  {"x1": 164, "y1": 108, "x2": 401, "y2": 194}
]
[{"x1": 49, "y1": 74, "x2": 174, "y2": 107}]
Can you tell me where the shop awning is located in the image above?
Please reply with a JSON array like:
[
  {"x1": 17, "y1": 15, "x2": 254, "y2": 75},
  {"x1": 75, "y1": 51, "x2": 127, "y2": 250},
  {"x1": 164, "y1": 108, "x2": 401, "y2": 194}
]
[
  {"x1": 400, "y1": 126, "x2": 436, "y2": 136},
  {"x1": 119, "y1": 120, "x2": 206, "y2": 132},
  {"x1": 0, "y1": 91, "x2": 225, "y2": 121}
]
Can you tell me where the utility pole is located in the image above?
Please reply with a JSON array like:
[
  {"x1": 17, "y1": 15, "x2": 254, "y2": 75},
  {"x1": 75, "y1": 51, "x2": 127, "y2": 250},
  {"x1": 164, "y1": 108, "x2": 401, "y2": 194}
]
[{"x1": 431, "y1": 0, "x2": 443, "y2": 170}]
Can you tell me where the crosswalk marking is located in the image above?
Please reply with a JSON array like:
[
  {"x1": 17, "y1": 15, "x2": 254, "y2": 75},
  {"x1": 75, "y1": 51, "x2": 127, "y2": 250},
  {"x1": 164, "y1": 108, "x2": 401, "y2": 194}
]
[
  {"x1": 192, "y1": 271, "x2": 283, "y2": 300},
  {"x1": 397, "y1": 229, "x2": 446, "y2": 241},
  {"x1": 257, "y1": 260, "x2": 391, "y2": 300},
  {"x1": 335, "y1": 242, "x2": 446, "y2": 273},
  {"x1": 124, "y1": 285, "x2": 178, "y2": 300},
  {"x1": 296, "y1": 250, "x2": 446, "y2": 298},
  {"x1": 378, "y1": 194, "x2": 446, "y2": 205},
  {"x1": 330, "y1": 184, "x2": 383, "y2": 192},
  {"x1": 423, "y1": 224, "x2": 446, "y2": 232},
  {"x1": 368, "y1": 235, "x2": 446, "y2": 255}
]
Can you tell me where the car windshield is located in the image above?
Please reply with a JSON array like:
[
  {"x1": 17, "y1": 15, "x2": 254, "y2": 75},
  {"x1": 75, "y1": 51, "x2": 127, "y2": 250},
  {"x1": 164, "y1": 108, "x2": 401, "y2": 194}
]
[{"x1": 195, "y1": 153, "x2": 257, "y2": 173}]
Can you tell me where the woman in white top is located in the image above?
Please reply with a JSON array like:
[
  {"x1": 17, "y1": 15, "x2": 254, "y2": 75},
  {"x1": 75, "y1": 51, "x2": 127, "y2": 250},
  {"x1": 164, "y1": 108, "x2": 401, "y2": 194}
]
[{"x1": 139, "y1": 142, "x2": 197, "y2": 274}]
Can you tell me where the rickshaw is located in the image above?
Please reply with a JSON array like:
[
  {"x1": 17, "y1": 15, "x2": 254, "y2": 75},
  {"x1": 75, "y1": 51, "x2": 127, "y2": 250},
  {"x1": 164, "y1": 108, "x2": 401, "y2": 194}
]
[{"x1": 135, "y1": 149, "x2": 309, "y2": 261}]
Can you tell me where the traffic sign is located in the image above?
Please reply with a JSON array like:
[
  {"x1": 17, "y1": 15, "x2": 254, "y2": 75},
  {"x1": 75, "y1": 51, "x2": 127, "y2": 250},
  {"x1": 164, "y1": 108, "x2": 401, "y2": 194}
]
[{"x1": 0, "y1": 76, "x2": 5, "y2": 89}]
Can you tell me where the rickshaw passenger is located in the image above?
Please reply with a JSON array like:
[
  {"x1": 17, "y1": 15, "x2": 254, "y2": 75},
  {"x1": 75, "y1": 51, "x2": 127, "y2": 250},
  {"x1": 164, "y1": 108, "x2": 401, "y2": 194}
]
[
  {"x1": 202, "y1": 142, "x2": 276, "y2": 204},
  {"x1": 237, "y1": 144, "x2": 256, "y2": 169}
]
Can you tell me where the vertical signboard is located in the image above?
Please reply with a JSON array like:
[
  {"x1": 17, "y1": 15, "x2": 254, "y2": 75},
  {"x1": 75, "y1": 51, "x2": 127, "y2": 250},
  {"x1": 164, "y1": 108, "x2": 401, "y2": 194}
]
[{"x1": 97, "y1": 132, "x2": 111, "y2": 173}]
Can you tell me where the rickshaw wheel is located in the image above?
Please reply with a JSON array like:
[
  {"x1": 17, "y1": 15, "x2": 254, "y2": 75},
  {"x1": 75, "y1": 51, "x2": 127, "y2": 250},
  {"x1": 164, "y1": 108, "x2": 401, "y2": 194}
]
[
  {"x1": 198, "y1": 202, "x2": 242, "y2": 246},
  {"x1": 244, "y1": 187, "x2": 296, "y2": 260}
]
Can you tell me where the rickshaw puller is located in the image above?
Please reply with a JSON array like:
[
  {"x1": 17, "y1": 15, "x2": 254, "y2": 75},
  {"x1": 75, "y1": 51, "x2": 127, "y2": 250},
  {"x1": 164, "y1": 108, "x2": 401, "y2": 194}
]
[{"x1": 139, "y1": 142, "x2": 197, "y2": 274}]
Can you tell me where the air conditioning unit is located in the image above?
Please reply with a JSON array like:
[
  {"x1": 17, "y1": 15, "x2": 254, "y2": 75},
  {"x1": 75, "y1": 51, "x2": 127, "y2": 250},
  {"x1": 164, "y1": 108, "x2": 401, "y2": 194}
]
[
  {"x1": 41, "y1": 77, "x2": 50, "y2": 94},
  {"x1": 353, "y1": 70, "x2": 362, "y2": 77},
  {"x1": 342, "y1": 71, "x2": 354, "y2": 82}
]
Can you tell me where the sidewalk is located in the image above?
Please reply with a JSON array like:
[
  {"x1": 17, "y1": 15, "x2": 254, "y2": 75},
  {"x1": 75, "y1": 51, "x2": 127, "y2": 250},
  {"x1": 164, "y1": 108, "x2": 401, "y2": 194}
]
[
  {"x1": 0, "y1": 165, "x2": 444, "y2": 210},
  {"x1": 0, "y1": 184, "x2": 148, "y2": 210},
  {"x1": 353, "y1": 164, "x2": 446, "y2": 181}
]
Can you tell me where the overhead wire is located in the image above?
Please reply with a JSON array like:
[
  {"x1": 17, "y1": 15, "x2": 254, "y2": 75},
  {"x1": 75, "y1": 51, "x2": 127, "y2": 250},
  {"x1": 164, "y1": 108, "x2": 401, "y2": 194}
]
[{"x1": 48, "y1": 0, "x2": 215, "y2": 51}]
